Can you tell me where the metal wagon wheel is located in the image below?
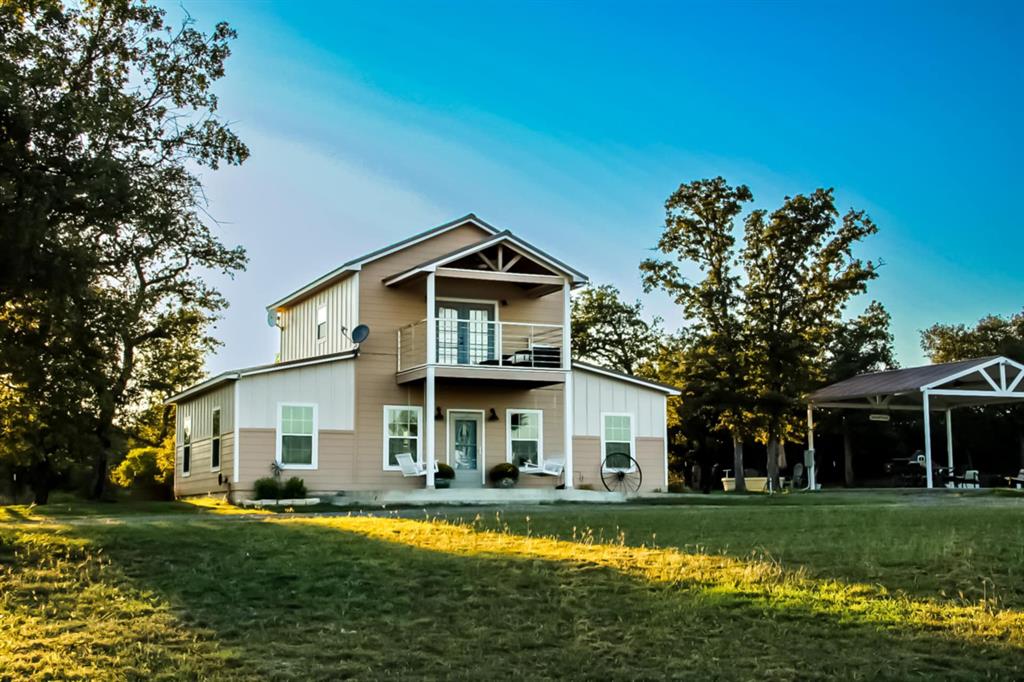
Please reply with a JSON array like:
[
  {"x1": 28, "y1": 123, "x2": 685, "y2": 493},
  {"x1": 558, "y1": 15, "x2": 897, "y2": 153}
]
[{"x1": 600, "y1": 455, "x2": 643, "y2": 494}]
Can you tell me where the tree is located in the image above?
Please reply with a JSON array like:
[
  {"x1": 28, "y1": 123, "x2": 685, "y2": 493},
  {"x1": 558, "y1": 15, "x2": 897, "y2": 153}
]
[
  {"x1": 571, "y1": 284, "x2": 663, "y2": 375},
  {"x1": 820, "y1": 302, "x2": 898, "y2": 485},
  {"x1": 641, "y1": 177, "x2": 755, "y2": 491},
  {"x1": 921, "y1": 310, "x2": 1024, "y2": 364},
  {"x1": 0, "y1": 0, "x2": 247, "y2": 501},
  {"x1": 742, "y1": 189, "x2": 879, "y2": 489}
]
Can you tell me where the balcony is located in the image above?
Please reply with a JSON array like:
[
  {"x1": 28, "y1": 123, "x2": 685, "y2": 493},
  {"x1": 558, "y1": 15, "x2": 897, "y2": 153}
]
[{"x1": 396, "y1": 319, "x2": 567, "y2": 385}]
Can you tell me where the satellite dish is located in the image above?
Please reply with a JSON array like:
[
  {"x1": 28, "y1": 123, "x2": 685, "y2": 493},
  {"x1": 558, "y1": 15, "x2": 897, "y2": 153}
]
[
  {"x1": 266, "y1": 310, "x2": 277, "y2": 328},
  {"x1": 350, "y1": 324, "x2": 370, "y2": 344}
]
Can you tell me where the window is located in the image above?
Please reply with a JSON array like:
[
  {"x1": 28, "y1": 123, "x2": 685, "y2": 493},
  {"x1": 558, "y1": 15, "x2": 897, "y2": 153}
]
[
  {"x1": 602, "y1": 413, "x2": 635, "y2": 471},
  {"x1": 182, "y1": 415, "x2": 192, "y2": 477},
  {"x1": 384, "y1": 406, "x2": 421, "y2": 470},
  {"x1": 211, "y1": 408, "x2": 221, "y2": 471},
  {"x1": 316, "y1": 305, "x2": 328, "y2": 341},
  {"x1": 276, "y1": 404, "x2": 317, "y2": 469},
  {"x1": 507, "y1": 409, "x2": 543, "y2": 468}
]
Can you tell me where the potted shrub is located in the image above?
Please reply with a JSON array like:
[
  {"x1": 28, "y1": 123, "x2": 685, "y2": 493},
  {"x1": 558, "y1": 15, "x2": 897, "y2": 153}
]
[
  {"x1": 488, "y1": 462, "x2": 520, "y2": 489},
  {"x1": 435, "y1": 463, "x2": 455, "y2": 489}
]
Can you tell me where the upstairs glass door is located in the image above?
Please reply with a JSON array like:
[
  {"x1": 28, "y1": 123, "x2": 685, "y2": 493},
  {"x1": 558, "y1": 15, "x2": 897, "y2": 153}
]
[{"x1": 436, "y1": 302, "x2": 495, "y2": 365}]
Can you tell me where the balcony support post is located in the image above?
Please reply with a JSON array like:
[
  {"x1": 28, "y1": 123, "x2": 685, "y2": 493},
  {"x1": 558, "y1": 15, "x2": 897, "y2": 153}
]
[
  {"x1": 425, "y1": 271, "x2": 436, "y2": 489},
  {"x1": 562, "y1": 279, "x2": 574, "y2": 489}
]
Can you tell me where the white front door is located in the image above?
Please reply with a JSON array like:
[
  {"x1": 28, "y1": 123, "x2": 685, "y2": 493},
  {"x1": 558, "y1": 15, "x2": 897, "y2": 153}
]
[{"x1": 448, "y1": 411, "x2": 483, "y2": 487}]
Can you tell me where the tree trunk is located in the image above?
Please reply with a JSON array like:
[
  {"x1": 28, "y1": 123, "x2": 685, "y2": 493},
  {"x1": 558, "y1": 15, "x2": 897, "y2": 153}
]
[
  {"x1": 766, "y1": 437, "x2": 780, "y2": 492},
  {"x1": 732, "y1": 435, "x2": 746, "y2": 492},
  {"x1": 29, "y1": 459, "x2": 52, "y2": 505},
  {"x1": 843, "y1": 417, "x2": 855, "y2": 487}
]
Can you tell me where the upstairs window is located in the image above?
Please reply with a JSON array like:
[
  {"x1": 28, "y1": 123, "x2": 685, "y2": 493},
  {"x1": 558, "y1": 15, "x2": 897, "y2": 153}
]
[
  {"x1": 316, "y1": 305, "x2": 328, "y2": 341},
  {"x1": 211, "y1": 408, "x2": 221, "y2": 471},
  {"x1": 602, "y1": 414, "x2": 635, "y2": 471},
  {"x1": 277, "y1": 404, "x2": 317, "y2": 468},
  {"x1": 508, "y1": 409, "x2": 542, "y2": 468},
  {"x1": 182, "y1": 415, "x2": 192, "y2": 476}
]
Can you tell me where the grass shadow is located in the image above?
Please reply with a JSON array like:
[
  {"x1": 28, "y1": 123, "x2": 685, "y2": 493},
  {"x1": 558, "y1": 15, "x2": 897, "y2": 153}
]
[{"x1": 3, "y1": 515, "x2": 1021, "y2": 680}]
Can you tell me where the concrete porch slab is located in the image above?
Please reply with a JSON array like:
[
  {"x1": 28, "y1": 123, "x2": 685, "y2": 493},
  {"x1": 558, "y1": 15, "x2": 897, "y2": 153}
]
[{"x1": 330, "y1": 488, "x2": 627, "y2": 507}]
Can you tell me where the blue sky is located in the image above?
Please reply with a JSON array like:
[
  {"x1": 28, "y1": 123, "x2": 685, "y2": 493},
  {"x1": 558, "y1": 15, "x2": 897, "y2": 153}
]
[{"x1": 172, "y1": 1, "x2": 1024, "y2": 375}]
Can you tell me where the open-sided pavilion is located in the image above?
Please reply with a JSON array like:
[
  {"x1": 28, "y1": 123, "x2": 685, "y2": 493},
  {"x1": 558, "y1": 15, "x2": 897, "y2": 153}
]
[{"x1": 806, "y1": 356, "x2": 1024, "y2": 488}]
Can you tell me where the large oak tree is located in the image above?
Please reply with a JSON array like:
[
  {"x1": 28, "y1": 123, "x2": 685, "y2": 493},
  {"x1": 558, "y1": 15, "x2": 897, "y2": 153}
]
[{"x1": 1, "y1": 0, "x2": 247, "y2": 501}]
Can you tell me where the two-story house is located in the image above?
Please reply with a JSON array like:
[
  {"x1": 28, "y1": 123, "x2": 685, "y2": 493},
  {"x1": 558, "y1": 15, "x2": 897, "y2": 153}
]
[{"x1": 167, "y1": 215, "x2": 678, "y2": 500}]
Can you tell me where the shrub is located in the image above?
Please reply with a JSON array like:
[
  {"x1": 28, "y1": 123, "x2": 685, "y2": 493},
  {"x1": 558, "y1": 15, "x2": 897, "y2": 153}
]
[
  {"x1": 488, "y1": 462, "x2": 520, "y2": 487},
  {"x1": 436, "y1": 463, "x2": 455, "y2": 480},
  {"x1": 281, "y1": 476, "x2": 307, "y2": 499},
  {"x1": 253, "y1": 477, "x2": 281, "y2": 500},
  {"x1": 111, "y1": 447, "x2": 173, "y2": 499}
]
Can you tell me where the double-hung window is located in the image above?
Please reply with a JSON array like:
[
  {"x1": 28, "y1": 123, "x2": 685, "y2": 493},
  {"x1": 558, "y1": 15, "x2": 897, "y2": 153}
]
[
  {"x1": 182, "y1": 415, "x2": 192, "y2": 477},
  {"x1": 384, "y1": 406, "x2": 421, "y2": 470},
  {"x1": 316, "y1": 305, "x2": 328, "y2": 341},
  {"x1": 211, "y1": 408, "x2": 221, "y2": 471},
  {"x1": 277, "y1": 404, "x2": 317, "y2": 469},
  {"x1": 507, "y1": 409, "x2": 543, "y2": 468},
  {"x1": 602, "y1": 413, "x2": 635, "y2": 471}
]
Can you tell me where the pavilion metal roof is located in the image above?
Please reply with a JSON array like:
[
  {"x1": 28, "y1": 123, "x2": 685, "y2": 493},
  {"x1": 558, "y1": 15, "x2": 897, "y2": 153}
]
[{"x1": 808, "y1": 356, "x2": 1000, "y2": 402}]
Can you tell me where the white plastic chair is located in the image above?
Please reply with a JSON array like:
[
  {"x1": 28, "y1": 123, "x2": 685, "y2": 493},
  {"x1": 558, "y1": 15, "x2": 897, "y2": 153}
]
[
  {"x1": 963, "y1": 470, "x2": 980, "y2": 489},
  {"x1": 395, "y1": 453, "x2": 438, "y2": 478}
]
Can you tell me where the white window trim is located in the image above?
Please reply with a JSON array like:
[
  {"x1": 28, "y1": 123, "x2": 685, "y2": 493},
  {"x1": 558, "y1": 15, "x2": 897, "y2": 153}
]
[
  {"x1": 383, "y1": 405, "x2": 423, "y2": 471},
  {"x1": 601, "y1": 412, "x2": 636, "y2": 473},
  {"x1": 506, "y1": 408, "x2": 544, "y2": 470},
  {"x1": 181, "y1": 414, "x2": 192, "y2": 478},
  {"x1": 315, "y1": 304, "x2": 328, "y2": 343},
  {"x1": 210, "y1": 407, "x2": 222, "y2": 473},
  {"x1": 276, "y1": 402, "x2": 319, "y2": 470}
]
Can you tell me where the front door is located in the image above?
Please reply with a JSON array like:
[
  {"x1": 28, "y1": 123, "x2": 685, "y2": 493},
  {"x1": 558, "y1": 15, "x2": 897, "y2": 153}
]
[{"x1": 448, "y1": 411, "x2": 483, "y2": 487}]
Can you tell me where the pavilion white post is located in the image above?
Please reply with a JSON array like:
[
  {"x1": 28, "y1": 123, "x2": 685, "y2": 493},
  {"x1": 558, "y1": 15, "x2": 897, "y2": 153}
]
[
  {"x1": 945, "y1": 408, "x2": 954, "y2": 470},
  {"x1": 561, "y1": 279, "x2": 574, "y2": 489},
  {"x1": 922, "y1": 390, "x2": 934, "y2": 489},
  {"x1": 425, "y1": 271, "x2": 437, "y2": 489},
  {"x1": 806, "y1": 404, "x2": 816, "y2": 490}
]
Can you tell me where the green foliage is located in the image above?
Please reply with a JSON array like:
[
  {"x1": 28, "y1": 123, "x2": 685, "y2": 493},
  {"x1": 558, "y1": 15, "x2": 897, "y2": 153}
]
[
  {"x1": 110, "y1": 447, "x2": 173, "y2": 499},
  {"x1": 488, "y1": 462, "x2": 520, "y2": 485},
  {"x1": 0, "y1": 0, "x2": 248, "y2": 501},
  {"x1": 435, "y1": 462, "x2": 456, "y2": 480},
  {"x1": 571, "y1": 284, "x2": 663, "y2": 375},
  {"x1": 921, "y1": 309, "x2": 1024, "y2": 364},
  {"x1": 253, "y1": 478, "x2": 281, "y2": 501},
  {"x1": 281, "y1": 477, "x2": 307, "y2": 499},
  {"x1": 643, "y1": 179, "x2": 883, "y2": 489}
]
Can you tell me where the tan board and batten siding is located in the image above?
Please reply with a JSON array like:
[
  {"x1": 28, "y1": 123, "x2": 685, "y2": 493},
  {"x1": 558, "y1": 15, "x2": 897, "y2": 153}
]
[
  {"x1": 277, "y1": 272, "x2": 359, "y2": 362},
  {"x1": 174, "y1": 219, "x2": 671, "y2": 498},
  {"x1": 174, "y1": 383, "x2": 234, "y2": 497}
]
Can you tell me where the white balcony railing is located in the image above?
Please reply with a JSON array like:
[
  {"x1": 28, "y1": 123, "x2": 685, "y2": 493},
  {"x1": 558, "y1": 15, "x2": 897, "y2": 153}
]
[{"x1": 397, "y1": 319, "x2": 565, "y2": 373}]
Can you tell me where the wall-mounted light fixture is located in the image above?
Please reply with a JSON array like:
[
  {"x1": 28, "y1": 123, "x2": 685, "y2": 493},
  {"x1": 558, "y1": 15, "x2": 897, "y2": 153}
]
[
  {"x1": 435, "y1": 407, "x2": 444, "y2": 421},
  {"x1": 488, "y1": 408, "x2": 499, "y2": 422}
]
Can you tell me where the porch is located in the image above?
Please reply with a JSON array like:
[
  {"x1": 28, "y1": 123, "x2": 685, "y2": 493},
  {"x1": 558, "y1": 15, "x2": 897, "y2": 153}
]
[{"x1": 329, "y1": 487, "x2": 627, "y2": 507}]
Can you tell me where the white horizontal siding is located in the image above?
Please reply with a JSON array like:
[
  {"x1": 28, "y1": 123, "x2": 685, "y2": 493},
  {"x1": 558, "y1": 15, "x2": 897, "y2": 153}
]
[
  {"x1": 278, "y1": 273, "x2": 359, "y2": 362},
  {"x1": 238, "y1": 360, "x2": 355, "y2": 430},
  {"x1": 572, "y1": 369, "x2": 666, "y2": 438}
]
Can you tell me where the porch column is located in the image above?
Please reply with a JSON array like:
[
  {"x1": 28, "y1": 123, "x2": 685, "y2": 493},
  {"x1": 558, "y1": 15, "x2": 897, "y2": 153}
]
[
  {"x1": 562, "y1": 279, "x2": 574, "y2": 488},
  {"x1": 922, "y1": 390, "x2": 934, "y2": 489},
  {"x1": 945, "y1": 408, "x2": 954, "y2": 470},
  {"x1": 425, "y1": 271, "x2": 436, "y2": 489},
  {"x1": 806, "y1": 404, "x2": 816, "y2": 490}
]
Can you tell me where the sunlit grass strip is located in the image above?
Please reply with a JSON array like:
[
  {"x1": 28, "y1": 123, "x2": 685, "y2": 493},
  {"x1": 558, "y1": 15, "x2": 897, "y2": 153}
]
[
  {"x1": 0, "y1": 527, "x2": 227, "y2": 679},
  {"x1": 295, "y1": 514, "x2": 1024, "y2": 647}
]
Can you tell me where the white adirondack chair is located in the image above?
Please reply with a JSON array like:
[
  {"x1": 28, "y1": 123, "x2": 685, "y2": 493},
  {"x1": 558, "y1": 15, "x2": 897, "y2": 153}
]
[{"x1": 395, "y1": 453, "x2": 437, "y2": 478}]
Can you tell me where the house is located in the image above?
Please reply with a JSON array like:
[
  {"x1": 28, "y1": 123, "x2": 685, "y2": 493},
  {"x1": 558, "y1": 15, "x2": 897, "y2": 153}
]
[{"x1": 167, "y1": 215, "x2": 679, "y2": 501}]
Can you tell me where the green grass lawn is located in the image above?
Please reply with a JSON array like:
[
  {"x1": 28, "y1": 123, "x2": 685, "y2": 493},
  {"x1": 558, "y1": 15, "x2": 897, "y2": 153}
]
[{"x1": 1, "y1": 493, "x2": 1022, "y2": 680}]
